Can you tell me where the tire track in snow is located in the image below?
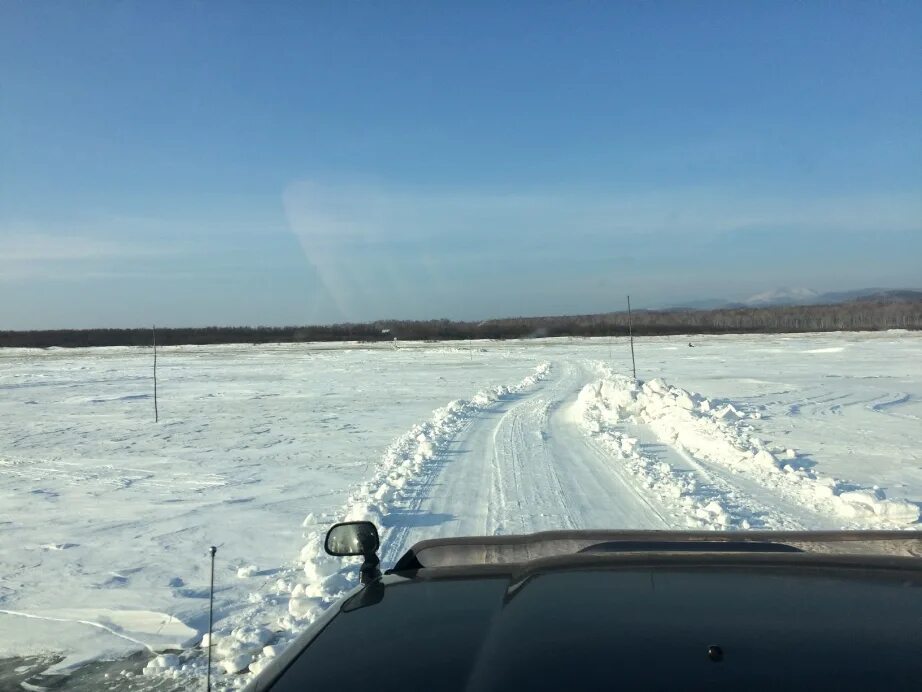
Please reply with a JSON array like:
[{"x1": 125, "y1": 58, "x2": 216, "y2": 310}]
[
  {"x1": 376, "y1": 375, "x2": 561, "y2": 566},
  {"x1": 487, "y1": 390, "x2": 581, "y2": 535},
  {"x1": 578, "y1": 393, "x2": 800, "y2": 531},
  {"x1": 631, "y1": 426, "x2": 811, "y2": 530},
  {"x1": 565, "y1": 430, "x2": 673, "y2": 528},
  {"x1": 662, "y1": 442, "x2": 823, "y2": 529},
  {"x1": 381, "y1": 360, "x2": 585, "y2": 551},
  {"x1": 394, "y1": 359, "x2": 670, "y2": 552}
]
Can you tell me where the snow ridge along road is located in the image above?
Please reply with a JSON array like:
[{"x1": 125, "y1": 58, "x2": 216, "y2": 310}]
[{"x1": 578, "y1": 369, "x2": 920, "y2": 530}]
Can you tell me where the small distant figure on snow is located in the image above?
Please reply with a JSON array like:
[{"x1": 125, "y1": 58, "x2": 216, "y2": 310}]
[{"x1": 688, "y1": 342, "x2": 695, "y2": 348}]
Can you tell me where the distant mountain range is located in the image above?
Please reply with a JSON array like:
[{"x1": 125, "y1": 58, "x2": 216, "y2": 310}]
[
  {"x1": 664, "y1": 288, "x2": 922, "y2": 311},
  {"x1": 742, "y1": 287, "x2": 824, "y2": 306}
]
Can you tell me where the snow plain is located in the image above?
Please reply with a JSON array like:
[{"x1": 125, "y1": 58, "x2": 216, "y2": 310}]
[{"x1": 1, "y1": 332, "x2": 920, "y2": 690}]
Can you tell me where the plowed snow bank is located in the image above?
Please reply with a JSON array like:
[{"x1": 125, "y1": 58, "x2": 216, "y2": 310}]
[{"x1": 578, "y1": 372, "x2": 919, "y2": 529}]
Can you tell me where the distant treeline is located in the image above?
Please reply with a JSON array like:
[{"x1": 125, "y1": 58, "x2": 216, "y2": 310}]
[{"x1": 2, "y1": 297, "x2": 921, "y2": 348}]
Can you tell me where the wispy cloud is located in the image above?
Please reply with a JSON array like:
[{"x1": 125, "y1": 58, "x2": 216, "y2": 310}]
[
  {"x1": 0, "y1": 233, "x2": 167, "y2": 261},
  {"x1": 284, "y1": 180, "x2": 922, "y2": 240},
  {"x1": 282, "y1": 179, "x2": 922, "y2": 321},
  {"x1": 0, "y1": 231, "x2": 176, "y2": 282}
]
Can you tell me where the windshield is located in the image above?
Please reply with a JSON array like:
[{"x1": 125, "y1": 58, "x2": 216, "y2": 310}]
[{"x1": 1, "y1": 3, "x2": 920, "y2": 690}]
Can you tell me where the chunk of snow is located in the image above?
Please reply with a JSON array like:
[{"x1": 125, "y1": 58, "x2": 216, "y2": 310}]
[
  {"x1": 262, "y1": 644, "x2": 283, "y2": 658},
  {"x1": 237, "y1": 565, "x2": 259, "y2": 578},
  {"x1": 753, "y1": 450, "x2": 778, "y2": 469},
  {"x1": 288, "y1": 596, "x2": 323, "y2": 619},
  {"x1": 703, "y1": 501, "x2": 725, "y2": 515},
  {"x1": 143, "y1": 654, "x2": 180, "y2": 676},
  {"x1": 675, "y1": 394, "x2": 695, "y2": 411},
  {"x1": 221, "y1": 653, "x2": 254, "y2": 674},
  {"x1": 249, "y1": 657, "x2": 271, "y2": 676}
]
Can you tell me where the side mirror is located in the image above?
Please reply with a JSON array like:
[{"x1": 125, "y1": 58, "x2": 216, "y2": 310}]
[
  {"x1": 324, "y1": 521, "x2": 382, "y2": 585},
  {"x1": 325, "y1": 521, "x2": 380, "y2": 557}
]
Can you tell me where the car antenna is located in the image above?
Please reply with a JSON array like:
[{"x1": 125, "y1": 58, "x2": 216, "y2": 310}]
[{"x1": 207, "y1": 545, "x2": 217, "y2": 692}]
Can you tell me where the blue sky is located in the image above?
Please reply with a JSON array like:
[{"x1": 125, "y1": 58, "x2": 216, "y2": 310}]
[{"x1": 1, "y1": 2, "x2": 919, "y2": 328}]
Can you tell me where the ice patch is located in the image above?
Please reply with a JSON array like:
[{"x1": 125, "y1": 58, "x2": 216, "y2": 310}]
[{"x1": 1, "y1": 607, "x2": 198, "y2": 676}]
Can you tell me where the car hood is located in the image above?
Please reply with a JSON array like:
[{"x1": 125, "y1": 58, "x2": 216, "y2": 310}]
[{"x1": 250, "y1": 555, "x2": 922, "y2": 691}]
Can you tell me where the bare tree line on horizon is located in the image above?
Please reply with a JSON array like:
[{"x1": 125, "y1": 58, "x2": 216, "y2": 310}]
[{"x1": 1, "y1": 298, "x2": 920, "y2": 349}]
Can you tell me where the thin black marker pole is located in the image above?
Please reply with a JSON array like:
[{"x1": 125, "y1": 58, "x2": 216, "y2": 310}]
[
  {"x1": 207, "y1": 546, "x2": 216, "y2": 692},
  {"x1": 627, "y1": 296, "x2": 636, "y2": 379},
  {"x1": 153, "y1": 325, "x2": 158, "y2": 423}
]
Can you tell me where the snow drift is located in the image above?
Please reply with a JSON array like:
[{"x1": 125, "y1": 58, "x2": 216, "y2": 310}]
[{"x1": 578, "y1": 372, "x2": 920, "y2": 529}]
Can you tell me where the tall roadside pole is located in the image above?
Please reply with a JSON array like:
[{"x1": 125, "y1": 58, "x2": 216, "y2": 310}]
[
  {"x1": 153, "y1": 325, "x2": 159, "y2": 423},
  {"x1": 627, "y1": 296, "x2": 636, "y2": 379}
]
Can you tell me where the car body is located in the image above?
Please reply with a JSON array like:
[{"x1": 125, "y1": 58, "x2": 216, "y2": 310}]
[{"x1": 244, "y1": 528, "x2": 922, "y2": 691}]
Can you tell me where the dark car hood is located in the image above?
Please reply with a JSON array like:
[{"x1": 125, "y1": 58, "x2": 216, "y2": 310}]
[{"x1": 253, "y1": 556, "x2": 922, "y2": 691}]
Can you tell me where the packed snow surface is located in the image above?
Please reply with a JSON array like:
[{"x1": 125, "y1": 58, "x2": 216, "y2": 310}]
[{"x1": 1, "y1": 332, "x2": 920, "y2": 689}]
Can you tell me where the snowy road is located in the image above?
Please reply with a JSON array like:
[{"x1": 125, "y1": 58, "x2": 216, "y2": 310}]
[
  {"x1": 380, "y1": 360, "x2": 668, "y2": 566},
  {"x1": 381, "y1": 354, "x2": 919, "y2": 568}
]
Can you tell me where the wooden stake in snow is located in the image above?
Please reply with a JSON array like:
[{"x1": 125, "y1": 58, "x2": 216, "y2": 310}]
[
  {"x1": 627, "y1": 296, "x2": 637, "y2": 379},
  {"x1": 153, "y1": 325, "x2": 159, "y2": 423}
]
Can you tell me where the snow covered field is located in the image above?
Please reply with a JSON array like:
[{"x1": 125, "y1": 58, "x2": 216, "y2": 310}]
[{"x1": 1, "y1": 332, "x2": 920, "y2": 689}]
